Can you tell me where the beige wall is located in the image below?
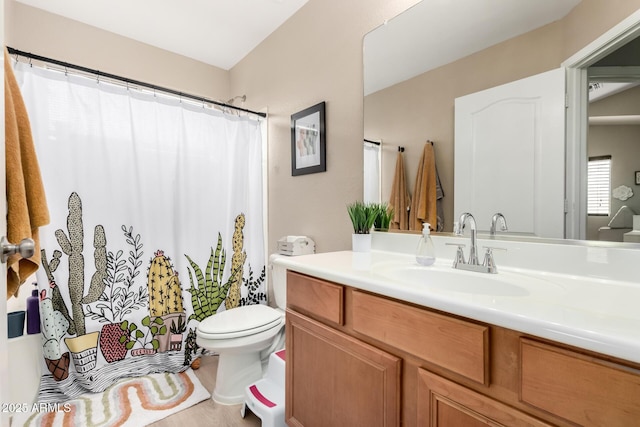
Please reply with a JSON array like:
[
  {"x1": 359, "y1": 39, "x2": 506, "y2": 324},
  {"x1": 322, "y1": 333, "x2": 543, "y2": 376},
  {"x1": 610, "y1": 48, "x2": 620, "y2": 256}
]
[
  {"x1": 365, "y1": 0, "x2": 640, "y2": 233},
  {"x1": 5, "y1": 1, "x2": 230, "y2": 101},
  {"x1": 561, "y1": 0, "x2": 640, "y2": 59},
  {"x1": 230, "y1": 0, "x2": 419, "y2": 253}
]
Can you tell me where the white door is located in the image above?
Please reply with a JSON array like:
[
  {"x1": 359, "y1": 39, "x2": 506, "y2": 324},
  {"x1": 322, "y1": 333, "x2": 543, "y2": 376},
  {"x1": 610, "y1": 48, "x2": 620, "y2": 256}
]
[{"x1": 454, "y1": 68, "x2": 566, "y2": 238}]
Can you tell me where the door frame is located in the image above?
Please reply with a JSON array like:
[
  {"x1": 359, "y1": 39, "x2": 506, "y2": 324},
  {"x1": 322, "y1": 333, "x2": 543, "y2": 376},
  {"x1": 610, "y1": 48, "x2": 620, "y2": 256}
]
[
  {"x1": 564, "y1": 8, "x2": 640, "y2": 240},
  {"x1": 1, "y1": 0, "x2": 8, "y2": 421}
]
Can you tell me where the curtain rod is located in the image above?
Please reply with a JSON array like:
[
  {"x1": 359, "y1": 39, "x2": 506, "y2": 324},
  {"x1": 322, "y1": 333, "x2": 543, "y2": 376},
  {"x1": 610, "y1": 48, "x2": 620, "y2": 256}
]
[
  {"x1": 364, "y1": 139, "x2": 381, "y2": 145},
  {"x1": 7, "y1": 46, "x2": 267, "y2": 118}
]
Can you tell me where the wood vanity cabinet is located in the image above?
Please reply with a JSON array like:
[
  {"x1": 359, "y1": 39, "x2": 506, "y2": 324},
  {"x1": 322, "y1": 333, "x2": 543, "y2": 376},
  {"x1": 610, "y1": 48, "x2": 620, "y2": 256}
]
[{"x1": 285, "y1": 270, "x2": 640, "y2": 427}]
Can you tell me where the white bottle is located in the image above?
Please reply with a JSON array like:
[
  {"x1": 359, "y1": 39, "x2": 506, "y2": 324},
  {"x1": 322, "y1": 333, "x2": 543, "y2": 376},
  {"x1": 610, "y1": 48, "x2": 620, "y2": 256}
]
[{"x1": 416, "y1": 222, "x2": 436, "y2": 266}]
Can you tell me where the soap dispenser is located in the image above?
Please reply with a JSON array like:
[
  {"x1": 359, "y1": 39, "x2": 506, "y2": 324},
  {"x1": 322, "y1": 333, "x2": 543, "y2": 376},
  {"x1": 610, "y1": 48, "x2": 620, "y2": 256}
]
[
  {"x1": 416, "y1": 223, "x2": 436, "y2": 266},
  {"x1": 26, "y1": 282, "x2": 41, "y2": 334}
]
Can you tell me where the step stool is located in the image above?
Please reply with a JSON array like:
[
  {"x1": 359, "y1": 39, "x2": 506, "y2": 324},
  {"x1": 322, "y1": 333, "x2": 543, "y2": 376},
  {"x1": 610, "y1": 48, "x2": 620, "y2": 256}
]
[{"x1": 241, "y1": 349, "x2": 286, "y2": 427}]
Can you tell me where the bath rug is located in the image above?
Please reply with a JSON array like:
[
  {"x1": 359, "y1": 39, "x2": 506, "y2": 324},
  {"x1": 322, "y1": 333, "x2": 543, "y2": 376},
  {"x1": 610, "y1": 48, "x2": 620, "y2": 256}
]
[{"x1": 11, "y1": 369, "x2": 210, "y2": 427}]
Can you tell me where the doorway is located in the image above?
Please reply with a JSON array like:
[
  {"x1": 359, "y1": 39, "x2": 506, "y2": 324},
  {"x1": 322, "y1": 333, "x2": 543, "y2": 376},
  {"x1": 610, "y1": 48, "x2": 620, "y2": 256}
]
[{"x1": 564, "y1": 8, "x2": 640, "y2": 240}]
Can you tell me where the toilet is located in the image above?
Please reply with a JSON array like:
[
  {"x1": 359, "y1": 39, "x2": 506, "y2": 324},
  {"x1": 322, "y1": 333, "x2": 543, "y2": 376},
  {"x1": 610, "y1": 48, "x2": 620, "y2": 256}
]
[{"x1": 196, "y1": 254, "x2": 287, "y2": 405}]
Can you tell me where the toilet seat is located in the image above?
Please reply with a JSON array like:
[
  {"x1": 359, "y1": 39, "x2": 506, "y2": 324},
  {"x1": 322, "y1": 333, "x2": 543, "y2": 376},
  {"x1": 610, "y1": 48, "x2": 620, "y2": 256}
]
[{"x1": 197, "y1": 304, "x2": 284, "y2": 340}]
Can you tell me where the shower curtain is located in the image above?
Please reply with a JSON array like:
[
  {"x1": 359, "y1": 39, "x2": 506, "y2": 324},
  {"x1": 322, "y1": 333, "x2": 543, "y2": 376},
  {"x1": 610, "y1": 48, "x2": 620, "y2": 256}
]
[
  {"x1": 14, "y1": 61, "x2": 266, "y2": 403},
  {"x1": 363, "y1": 141, "x2": 381, "y2": 203}
]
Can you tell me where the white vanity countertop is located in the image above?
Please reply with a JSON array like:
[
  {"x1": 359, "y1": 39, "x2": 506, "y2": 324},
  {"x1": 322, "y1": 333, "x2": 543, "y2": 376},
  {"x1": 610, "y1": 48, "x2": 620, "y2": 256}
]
[{"x1": 274, "y1": 249, "x2": 640, "y2": 364}]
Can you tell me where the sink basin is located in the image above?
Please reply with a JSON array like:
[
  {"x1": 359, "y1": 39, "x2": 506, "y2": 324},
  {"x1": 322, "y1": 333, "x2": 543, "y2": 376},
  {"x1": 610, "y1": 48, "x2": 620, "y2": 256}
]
[{"x1": 371, "y1": 262, "x2": 560, "y2": 297}]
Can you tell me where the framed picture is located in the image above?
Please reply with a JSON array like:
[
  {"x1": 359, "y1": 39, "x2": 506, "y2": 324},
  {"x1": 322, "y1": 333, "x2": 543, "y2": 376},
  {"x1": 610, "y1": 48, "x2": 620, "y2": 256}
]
[
  {"x1": 291, "y1": 102, "x2": 326, "y2": 176},
  {"x1": 636, "y1": 171, "x2": 640, "y2": 185}
]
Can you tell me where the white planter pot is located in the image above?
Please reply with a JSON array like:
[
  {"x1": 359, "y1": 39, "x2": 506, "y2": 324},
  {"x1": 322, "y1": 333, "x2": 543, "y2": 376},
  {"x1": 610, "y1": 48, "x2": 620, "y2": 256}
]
[{"x1": 352, "y1": 233, "x2": 372, "y2": 253}]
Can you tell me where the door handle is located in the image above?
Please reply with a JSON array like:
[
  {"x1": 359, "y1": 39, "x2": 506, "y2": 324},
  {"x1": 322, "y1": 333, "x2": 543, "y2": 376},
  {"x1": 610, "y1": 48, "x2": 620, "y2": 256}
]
[{"x1": 0, "y1": 236, "x2": 35, "y2": 263}]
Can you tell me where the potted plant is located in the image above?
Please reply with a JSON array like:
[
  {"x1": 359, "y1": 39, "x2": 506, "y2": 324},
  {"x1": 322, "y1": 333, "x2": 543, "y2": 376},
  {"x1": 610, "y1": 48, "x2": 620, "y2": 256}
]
[
  {"x1": 40, "y1": 292, "x2": 71, "y2": 381},
  {"x1": 372, "y1": 203, "x2": 394, "y2": 231},
  {"x1": 120, "y1": 315, "x2": 167, "y2": 356},
  {"x1": 169, "y1": 315, "x2": 187, "y2": 351},
  {"x1": 85, "y1": 225, "x2": 148, "y2": 362},
  {"x1": 347, "y1": 201, "x2": 377, "y2": 252}
]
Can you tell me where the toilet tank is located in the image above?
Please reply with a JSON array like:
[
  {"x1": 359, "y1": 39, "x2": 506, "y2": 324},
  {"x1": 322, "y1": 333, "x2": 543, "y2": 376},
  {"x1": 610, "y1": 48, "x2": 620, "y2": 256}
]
[{"x1": 269, "y1": 254, "x2": 287, "y2": 310}]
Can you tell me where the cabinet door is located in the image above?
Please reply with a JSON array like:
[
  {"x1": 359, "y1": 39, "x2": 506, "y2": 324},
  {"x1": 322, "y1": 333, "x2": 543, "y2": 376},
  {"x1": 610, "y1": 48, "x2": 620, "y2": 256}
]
[
  {"x1": 286, "y1": 310, "x2": 401, "y2": 427},
  {"x1": 417, "y1": 369, "x2": 552, "y2": 427}
]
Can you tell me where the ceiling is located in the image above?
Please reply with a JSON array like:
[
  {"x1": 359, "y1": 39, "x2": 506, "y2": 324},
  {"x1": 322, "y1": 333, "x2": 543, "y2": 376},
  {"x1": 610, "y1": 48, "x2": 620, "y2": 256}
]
[
  {"x1": 14, "y1": 0, "x2": 310, "y2": 70},
  {"x1": 364, "y1": 0, "x2": 582, "y2": 95},
  {"x1": 15, "y1": 0, "x2": 584, "y2": 85}
]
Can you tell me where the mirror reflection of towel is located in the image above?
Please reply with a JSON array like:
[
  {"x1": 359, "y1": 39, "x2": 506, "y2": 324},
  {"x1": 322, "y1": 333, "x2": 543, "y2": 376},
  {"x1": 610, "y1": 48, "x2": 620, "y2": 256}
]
[
  {"x1": 410, "y1": 142, "x2": 438, "y2": 231},
  {"x1": 5, "y1": 48, "x2": 50, "y2": 298},
  {"x1": 389, "y1": 151, "x2": 411, "y2": 230}
]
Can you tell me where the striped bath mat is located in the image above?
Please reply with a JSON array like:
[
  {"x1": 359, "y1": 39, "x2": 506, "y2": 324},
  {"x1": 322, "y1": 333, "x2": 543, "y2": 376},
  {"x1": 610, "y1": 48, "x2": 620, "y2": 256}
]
[{"x1": 12, "y1": 369, "x2": 210, "y2": 427}]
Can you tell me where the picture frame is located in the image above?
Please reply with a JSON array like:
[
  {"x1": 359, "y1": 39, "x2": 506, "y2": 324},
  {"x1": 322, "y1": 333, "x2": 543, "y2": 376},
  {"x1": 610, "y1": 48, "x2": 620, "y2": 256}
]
[
  {"x1": 636, "y1": 170, "x2": 640, "y2": 185},
  {"x1": 291, "y1": 102, "x2": 326, "y2": 176}
]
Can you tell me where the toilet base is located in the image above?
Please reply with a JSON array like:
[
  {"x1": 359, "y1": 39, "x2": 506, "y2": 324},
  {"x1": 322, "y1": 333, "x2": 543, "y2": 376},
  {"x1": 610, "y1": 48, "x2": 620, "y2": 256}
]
[{"x1": 212, "y1": 351, "x2": 263, "y2": 405}]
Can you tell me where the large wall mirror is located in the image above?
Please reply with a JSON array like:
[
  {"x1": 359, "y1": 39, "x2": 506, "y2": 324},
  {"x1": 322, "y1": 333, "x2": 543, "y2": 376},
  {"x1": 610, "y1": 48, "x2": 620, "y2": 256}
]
[{"x1": 363, "y1": 0, "x2": 640, "y2": 246}]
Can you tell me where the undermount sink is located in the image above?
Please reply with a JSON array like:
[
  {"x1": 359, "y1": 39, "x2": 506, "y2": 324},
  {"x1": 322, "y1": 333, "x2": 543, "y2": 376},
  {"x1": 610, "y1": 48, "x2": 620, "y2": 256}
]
[{"x1": 371, "y1": 261, "x2": 561, "y2": 297}]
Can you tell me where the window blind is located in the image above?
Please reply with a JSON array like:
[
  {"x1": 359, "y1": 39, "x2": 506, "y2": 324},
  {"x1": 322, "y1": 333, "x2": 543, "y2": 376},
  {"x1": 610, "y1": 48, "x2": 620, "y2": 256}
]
[{"x1": 587, "y1": 156, "x2": 611, "y2": 216}]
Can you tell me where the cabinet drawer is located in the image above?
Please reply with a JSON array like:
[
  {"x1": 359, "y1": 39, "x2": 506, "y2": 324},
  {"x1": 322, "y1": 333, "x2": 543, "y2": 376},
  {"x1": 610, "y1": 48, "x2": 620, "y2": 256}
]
[
  {"x1": 418, "y1": 369, "x2": 552, "y2": 427},
  {"x1": 520, "y1": 338, "x2": 640, "y2": 426},
  {"x1": 352, "y1": 290, "x2": 489, "y2": 384},
  {"x1": 286, "y1": 271, "x2": 344, "y2": 327}
]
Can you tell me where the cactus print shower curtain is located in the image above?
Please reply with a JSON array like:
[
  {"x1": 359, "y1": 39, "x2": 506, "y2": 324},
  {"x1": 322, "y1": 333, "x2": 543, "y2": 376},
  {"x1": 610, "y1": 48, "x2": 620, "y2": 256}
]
[{"x1": 14, "y1": 61, "x2": 266, "y2": 402}]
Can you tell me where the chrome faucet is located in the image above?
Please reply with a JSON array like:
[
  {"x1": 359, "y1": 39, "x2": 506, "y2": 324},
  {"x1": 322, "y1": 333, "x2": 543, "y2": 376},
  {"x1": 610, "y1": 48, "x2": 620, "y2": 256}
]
[
  {"x1": 490, "y1": 213, "x2": 508, "y2": 237},
  {"x1": 455, "y1": 212, "x2": 479, "y2": 265},
  {"x1": 450, "y1": 212, "x2": 505, "y2": 274}
]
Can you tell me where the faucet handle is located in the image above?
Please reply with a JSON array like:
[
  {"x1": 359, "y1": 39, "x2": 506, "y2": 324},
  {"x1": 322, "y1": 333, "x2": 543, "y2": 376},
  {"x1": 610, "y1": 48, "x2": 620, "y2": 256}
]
[
  {"x1": 446, "y1": 242, "x2": 466, "y2": 267},
  {"x1": 482, "y1": 246, "x2": 507, "y2": 273}
]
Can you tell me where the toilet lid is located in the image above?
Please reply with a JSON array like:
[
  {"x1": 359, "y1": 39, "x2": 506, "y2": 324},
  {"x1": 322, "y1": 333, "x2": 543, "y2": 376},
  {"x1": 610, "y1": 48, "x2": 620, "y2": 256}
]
[{"x1": 197, "y1": 304, "x2": 284, "y2": 339}]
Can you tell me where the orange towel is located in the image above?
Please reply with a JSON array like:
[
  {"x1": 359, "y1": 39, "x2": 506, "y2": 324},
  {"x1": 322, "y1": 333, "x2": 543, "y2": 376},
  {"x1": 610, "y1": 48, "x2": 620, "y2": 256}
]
[
  {"x1": 409, "y1": 142, "x2": 437, "y2": 231},
  {"x1": 389, "y1": 151, "x2": 411, "y2": 230},
  {"x1": 5, "y1": 48, "x2": 50, "y2": 298}
]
